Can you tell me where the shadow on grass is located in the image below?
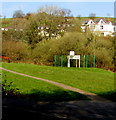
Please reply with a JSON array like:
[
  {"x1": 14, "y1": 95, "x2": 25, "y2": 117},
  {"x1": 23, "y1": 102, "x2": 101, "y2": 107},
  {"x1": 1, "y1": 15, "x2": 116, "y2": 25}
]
[
  {"x1": 3, "y1": 89, "x2": 89, "y2": 102},
  {"x1": 98, "y1": 91, "x2": 116, "y2": 102},
  {"x1": 25, "y1": 89, "x2": 89, "y2": 102}
]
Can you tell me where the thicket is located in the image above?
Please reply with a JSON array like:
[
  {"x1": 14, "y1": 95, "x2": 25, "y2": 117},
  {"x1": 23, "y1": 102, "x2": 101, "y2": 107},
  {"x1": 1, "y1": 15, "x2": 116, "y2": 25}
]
[
  {"x1": 2, "y1": 40, "x2": 29, "y2": 61},
  {"x1": 2, "y1": 31, "x2": 114, "y2": 70},
  {"x1": 31, "y1": 32, "x2": 114, "y2": 69}
]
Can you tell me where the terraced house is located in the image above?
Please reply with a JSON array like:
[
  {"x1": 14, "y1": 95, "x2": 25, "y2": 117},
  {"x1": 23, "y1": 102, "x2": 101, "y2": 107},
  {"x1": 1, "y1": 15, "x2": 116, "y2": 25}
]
[{"x1": 81, "y1": 18, "x2": 116, "y2": 36}]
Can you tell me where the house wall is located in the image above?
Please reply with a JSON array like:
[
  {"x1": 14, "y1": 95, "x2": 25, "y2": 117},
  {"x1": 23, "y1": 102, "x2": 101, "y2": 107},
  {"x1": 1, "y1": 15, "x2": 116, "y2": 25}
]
[
  {"x1": 82, "y1": 19, "x2": 115, "y2": 36},
  {"x1": 94, "y1": 24, "x2": 113, "y2": 32}
]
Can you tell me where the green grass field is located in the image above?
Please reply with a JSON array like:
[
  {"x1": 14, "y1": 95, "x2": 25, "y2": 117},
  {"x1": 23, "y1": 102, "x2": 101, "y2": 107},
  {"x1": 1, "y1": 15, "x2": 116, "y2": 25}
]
[
  {"x1": 2, "y1": 65, "x2": 88, "y2": 102},
  {"x1": 2, "y1": 63, "x2": 114, "y2": 95},
  {"x1": 1, "y1": 18, "x2": 13, "y2": 28}
]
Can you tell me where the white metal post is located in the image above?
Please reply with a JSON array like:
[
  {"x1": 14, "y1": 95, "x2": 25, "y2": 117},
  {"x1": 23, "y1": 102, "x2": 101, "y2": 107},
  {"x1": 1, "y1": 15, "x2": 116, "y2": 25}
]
[
  {"x1": 68, "y1": 58, "x2": 70, "y2": 67},
  {"x1": 79, "y1": 58, "x2": 80, "y2": 68}
]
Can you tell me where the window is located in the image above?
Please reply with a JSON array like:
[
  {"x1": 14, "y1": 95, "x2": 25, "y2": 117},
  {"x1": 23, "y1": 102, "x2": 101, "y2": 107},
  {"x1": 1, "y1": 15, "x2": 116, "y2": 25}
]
[
  {"x1": 114, "y1": 27, "x2": 116, "y2": 32},
  {"x1": 101, "y1": 21, "x2": 103, "y2": 23},
  {"x1": 100, "y1": 25, "x2": 103, "y2": 29}
]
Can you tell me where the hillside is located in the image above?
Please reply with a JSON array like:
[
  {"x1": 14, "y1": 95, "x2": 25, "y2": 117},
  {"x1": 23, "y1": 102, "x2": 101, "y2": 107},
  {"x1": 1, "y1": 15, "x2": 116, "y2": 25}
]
[{"x1": 0, "y1": 17, "x2": 114, "y2": 28}]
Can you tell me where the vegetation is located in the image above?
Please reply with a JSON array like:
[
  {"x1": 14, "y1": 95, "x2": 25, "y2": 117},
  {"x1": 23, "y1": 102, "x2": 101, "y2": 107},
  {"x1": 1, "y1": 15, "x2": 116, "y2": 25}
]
[
  {"x1": 2, "y1": 40, "x2": 28, "y2": 61},
  {"x1": 1, "y1": 17, "x2": 114, "y2": 28},
  {"x1": 2, "y1": 6, "x2": 114, "y2": 70},
  {"x1": 2, "y1": 31, "x2": 115, "y2": 70},
  {"x1": 13, "y1": 10, "x2": 25, "y2": 18},
  {"x1": 2, "y1": 62, "x2": 115, "y2": 101},
  {"x1": 2, "y1": 70, "x2": 88, "y2": 102},
  {"x1": 89, "y1": 13, "x2": 96, "y2": 20},
  {"x1": 1, "y1": 5, "x2": 115, "y2": 103},
  {"x1": 1, "y1": 18, "x2": 12, "y2": 28},
  {"x1": 2, "y1": 79, "x2": 20, "y2": 96}
]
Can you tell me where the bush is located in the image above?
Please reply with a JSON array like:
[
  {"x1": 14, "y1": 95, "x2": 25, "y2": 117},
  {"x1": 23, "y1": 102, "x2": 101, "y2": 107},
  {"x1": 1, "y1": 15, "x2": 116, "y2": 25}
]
[
  {"x1": 31, "y1": 32, "x2": 114, "y2": 69},
  {"x1": 31, "y1": 32, "x2": 88, "y2": 65},
  {"x1": 95, "y1": 37, "x2": 114, "y2": 69},
  {"x1": 2, "y1": 40, "x2": 29, "y2": 62},
  {"x1": 2, "y1": 28, "x2": 114, "y2": 70},
  {"x1": 2, "y1": 79, "x2": 20, "y2": 96},
  {"x1": 2, "y1": 30, "x2": 24, "y2": 41}
]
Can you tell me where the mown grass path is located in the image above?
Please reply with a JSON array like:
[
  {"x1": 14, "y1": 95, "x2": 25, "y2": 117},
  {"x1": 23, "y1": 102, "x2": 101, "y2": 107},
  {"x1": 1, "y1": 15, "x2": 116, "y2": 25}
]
[{"x1": 0, "y1": 67, "x2": 109, "y2": 101}]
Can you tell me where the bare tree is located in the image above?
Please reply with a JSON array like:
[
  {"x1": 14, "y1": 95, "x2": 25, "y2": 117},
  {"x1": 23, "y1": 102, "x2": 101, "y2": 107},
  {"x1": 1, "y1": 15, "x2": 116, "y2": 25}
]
[
  {"x1": 38, "y1": 5, "x2": 71, "y2": 17},
  {"x1": 4, "y1": 16, "x2": 6, "y2": 20},
  {"x1": 38, "y1": 5, "x2": 59, "y2": 16},
  {"x1": 89, "y1": 13, "x2": 96, "y2": 20},
  {"x1": 13, "y1": 10, "x2": 25, "y2": 18},
  {"x1": 107, "y1": 13, "x2": 111, "y2": 18},
  {"x1": 60, "y1": 9, "x2": 71, "y2": 17},
  {"x1": 77, "y1": 14, "x2": 81, "y2": 19},
  {"x1": 25, "y1": 12, "x2": 33, "y2": 19}
]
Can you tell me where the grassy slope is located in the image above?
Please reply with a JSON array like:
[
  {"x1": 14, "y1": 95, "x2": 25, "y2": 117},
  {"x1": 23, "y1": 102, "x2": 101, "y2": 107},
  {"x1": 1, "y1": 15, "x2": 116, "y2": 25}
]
[
  {"x1": 2, "y1": 70, "x2": 87, "y2": 101},
  {"x1": 0, "y1": 18, "x2": 13, "y2": 28},
  {"x1": 2, "y1": 63, "x2": 114, "y2": 95},
  {"x1": 1, "y1": 17, "x2": 114, "y2": 28}
]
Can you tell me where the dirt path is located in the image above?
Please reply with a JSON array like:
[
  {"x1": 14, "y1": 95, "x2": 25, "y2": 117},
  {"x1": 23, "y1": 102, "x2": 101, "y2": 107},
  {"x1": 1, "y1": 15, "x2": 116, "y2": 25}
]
[{"x1": 0, "y1": 67, "x2": 109, "y2": 101}]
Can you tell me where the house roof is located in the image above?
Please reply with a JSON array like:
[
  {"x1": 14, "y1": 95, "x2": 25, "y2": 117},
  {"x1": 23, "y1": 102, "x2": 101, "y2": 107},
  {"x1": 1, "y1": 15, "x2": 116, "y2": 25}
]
[
  {"x1": 82, "y1": 18, "x2": 111, "y2": 25},
  {"x1": 94, "y1": 18, "x2": 110, "y2": 24},
  {"x1": 81, "y1": 21, "x2": 89, "y2": 24}
]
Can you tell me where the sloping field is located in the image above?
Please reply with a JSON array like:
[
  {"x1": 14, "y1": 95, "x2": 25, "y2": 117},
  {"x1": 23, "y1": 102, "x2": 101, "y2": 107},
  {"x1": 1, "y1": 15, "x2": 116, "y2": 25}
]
[
  {"x1": 2, "y1": 63, "x2": 114, "y2": 95},
  {"x1": 2, "y1": 70, "x2": 88, "y2": 102}
]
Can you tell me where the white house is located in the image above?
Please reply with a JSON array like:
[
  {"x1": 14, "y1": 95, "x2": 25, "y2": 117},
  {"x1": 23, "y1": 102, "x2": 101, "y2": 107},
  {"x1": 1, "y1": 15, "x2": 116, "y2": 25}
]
[{"x1": 81, "y1": 18, "x2": 116, "y2": 36}]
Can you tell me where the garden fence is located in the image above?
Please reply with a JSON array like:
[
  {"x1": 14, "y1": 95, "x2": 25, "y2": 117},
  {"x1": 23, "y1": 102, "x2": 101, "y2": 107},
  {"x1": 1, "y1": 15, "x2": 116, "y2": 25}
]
[{"x1": 53, "y1": 55, "x2": 96, "y2": 68}]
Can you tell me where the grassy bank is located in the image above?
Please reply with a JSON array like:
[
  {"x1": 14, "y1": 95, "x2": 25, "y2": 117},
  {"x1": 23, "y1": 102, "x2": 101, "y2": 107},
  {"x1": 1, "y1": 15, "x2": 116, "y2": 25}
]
[
  {"x1": 2, "y1": 70, "x2": 88, "y2": 102},
  {"x1": 2, "y1": 62, "x2": 114, "y2": 94}
]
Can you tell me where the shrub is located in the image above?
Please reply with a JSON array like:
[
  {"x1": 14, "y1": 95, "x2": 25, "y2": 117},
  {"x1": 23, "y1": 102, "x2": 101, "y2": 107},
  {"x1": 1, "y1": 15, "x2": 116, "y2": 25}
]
[
  {"x1": 2, "y1": 79, "x2": 20, "y2": 96},
  {"x1": 31, "y1": 32, "x2": 88, "y2": 65},
  {"x1": 31, "y1": 32, "x2": 114, "y2": 69},
  {"x1": 2, "y1": 40, "x2": 29, "y2": 62}
]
